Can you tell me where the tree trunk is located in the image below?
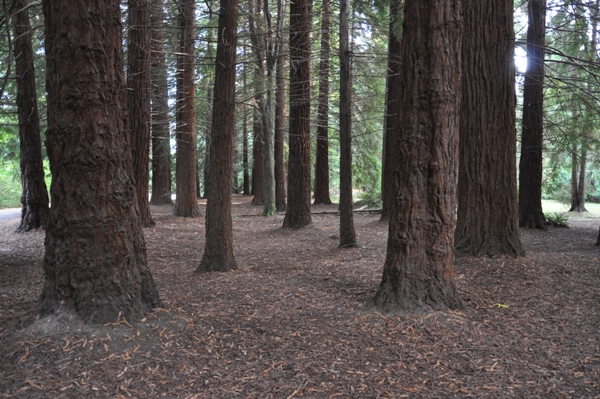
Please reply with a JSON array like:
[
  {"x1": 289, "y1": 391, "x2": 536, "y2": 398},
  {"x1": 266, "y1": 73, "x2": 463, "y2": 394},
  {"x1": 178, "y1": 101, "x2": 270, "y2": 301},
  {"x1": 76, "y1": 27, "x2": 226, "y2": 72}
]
[
  {"x1": 455, "y1": 0, "x2": 525, "y2": 258},
  {"x1": 40, "y1": 0, "x2": 162, "y2": 323},
  {"x1": 251, "y1": 104, "x2": 266, "y2": 204},
  {"x1": 198, "y1": 0, "x2": 238, "y2": 273},
  {"x1": 128, "y1": 0, "x2": 154, "y2": 227},
  {"x1": 380, "y1": 0, "x2": 402, "y2": 222},
  {"x1": 574, "y1": 144, "x2": 588, "y2": 212},
  {"x1": 374, "y1": 0, "x2": 463, "y2": 313},
  {"x1": 518, "y1": 0, "x2": 546, "y2": 229},
  {"x1": 282, "y1": 0, "x2": 312, "y2": 229},
  {"x1": 243, "y1": 103, "x2": 251, "y2": 195},
  {"x1": 174, "y1": 0, "x2": 200, "y2": 217},
  {"x1": 150, "y1": 0, "x2": 172, "y2": 205},
  {"x1": 313, "y1": 0, "x2": 332, "y2": 206},
  {"x1": 13, "y1": 0, "x2": 49, "y2": 233},
  {"x1": 262, "y1": 0, "x2": 277, "y2": 216},
  {"x1": 274, "y1": 2, "x2": 287, "y2": 211},
  {"x1": 338, "y1": 0, "x2": 356, "y2": 248}
]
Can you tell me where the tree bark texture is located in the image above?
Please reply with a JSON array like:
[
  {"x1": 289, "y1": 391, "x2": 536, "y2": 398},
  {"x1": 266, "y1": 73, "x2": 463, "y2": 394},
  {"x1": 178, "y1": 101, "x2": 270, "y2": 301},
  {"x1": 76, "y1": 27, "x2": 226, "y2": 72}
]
[
  {"x1": 570, "y1": 143, "x2": 587, "y2": 212},
  {"x1": 128, "y1": 0, "x2": 154, "y2": 226},
  {"x1": 174, "y1": 0, "x2": 200, "y2": 217},
  {"x1": 518, "y1": 0, "x2": 546, "y2": 229},
  {"x1": 380, "y1": 0, "x2": 402, "y2": 221},
  {"x1": 243, "y1": 103, "x2": 251, "y2": 195},
  {"x1": 374, "y1": 0, "x2": 463, "y2": 313},
  {"x1": 455, "y1": 0, "x2": 525, "y2": 258},
  {"x1": 198, "y1": 0, "x2": 238, "y2": 273},
  {"x1": 274, "y1": 7, "x2": 287, "y2": 212},
  {"x1": 313, "y1": 0, "x2": 332, "y2": 206},
  {"x1": 41, "y1": 0, "x2": 162, "y2": 323},
  {"x1": 262, "y1": 0, "x2": 277, "y2": 216},
  {"x1": 13, "y1": 0, "x2": 49, "y2": 233},
  {"x1": 251, "y1": 104, "x2": 266, "y2": 204},
  {"x1": 283, "y1": 0, "x2": 312, "y2": 228},
  {"x1": 338, "y1": 0, "x2": 356, "y2": 248},
  {"x1": 150, "y1": 0, "x2": 172, "y2": 205}
]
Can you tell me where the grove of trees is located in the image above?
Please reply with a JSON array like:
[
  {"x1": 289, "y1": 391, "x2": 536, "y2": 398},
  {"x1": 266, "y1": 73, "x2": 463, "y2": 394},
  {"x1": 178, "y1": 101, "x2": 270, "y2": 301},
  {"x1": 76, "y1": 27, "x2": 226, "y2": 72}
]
[{"x1": 0, "y1": 0, "x2": 599, "y2": 322}]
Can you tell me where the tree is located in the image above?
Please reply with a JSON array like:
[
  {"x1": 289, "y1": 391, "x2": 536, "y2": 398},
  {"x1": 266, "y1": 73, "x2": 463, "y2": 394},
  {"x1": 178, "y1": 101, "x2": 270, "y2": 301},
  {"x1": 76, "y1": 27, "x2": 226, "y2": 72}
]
[
  {"x1": 150, "y1": 0, "x2": 172, "y2": 205},
  {"x1": 40, "y1": 0, "x2": 162, "y2": 323},
  {"x1": 455, "y1": 0, "x2": 525, "y2": 258},
  {"x1": 198, "y1": 0, "x2": 239, "y2": 273},
  {"x1": 128, "y1": 0, "x2": 154, "y2": 226},
  {"x1": 380, "y1": 0, "x2": 402, "y2": 221},
  {"x1": 313, "y1": 0, "x2": 332, "y2": 206},
  {"x1": 338, "y1": 0, "x2": 357, "y2": 248},
  {"x1": 374, "y1": 0, "x2": 463, "y2": 312},
  {"x1": 519, "y1": 0, "x2": 547, "y2": 229},
  {"x1": 12, "y1": 0, "x2": 49, "y2": 232},
  {"x1": 274, "y1": 2, "x2": 287, "y2": 212},
  {"x1": 174, "y1": 0, "x2": 200, "y2": 217},
  {"x1": 282, "y1": 0, "x2": 312, "y2": 229}
]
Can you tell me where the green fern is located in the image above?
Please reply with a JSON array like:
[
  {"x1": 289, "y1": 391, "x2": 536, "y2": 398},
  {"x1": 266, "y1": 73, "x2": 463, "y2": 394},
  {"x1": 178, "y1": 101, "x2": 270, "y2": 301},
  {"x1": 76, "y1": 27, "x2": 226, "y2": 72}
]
[{"x1": 544, "y1": 212, "x2": 570, "y2": 228}]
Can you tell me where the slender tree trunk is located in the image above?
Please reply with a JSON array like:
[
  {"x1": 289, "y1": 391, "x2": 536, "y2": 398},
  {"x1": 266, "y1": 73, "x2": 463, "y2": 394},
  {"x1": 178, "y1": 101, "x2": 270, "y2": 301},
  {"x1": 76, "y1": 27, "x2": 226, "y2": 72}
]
[
  {"x1": 282, "y1": 0, "x2": 312, "y2": 228},
  {"x1": 575, "y1": 144, "x2": 588, "y2": 212},
  {"x1": 380, "y1": 0, "x2": 402, "y2": 221},
  {"x1": 251, "y1": 104, "x2": 266, "y2": 204},
  {"x1": 374, "y1": 0, "x2": 463, "y2": 313},
  {"x1": 174, "y1": 0, "x2": 200, "y2": 217},
  {"x1": 314, "y1": 0, "x2": 332, "y2": 205},
  {"x1": 128, "y1": 0, "x2": 154, "y2": 226},
  {"x1": 274, "y1": 0, "x2": 287, "y2": 211},
  {"x1": 198, "y1": 0, "x2": 238, "y2": 273},
  {"x1": 243, "y1": 105, "x2": 250, "y2": 195},
  {"x1": 262, "y1": 0, "x2": 277, "y2": 216},
  {"x1": 41, "y1": 0, "x2": 162, "y2": 323},
  {"x1": 568, "y1": 141, "x2": 582, "y2": 211},
  {"x1": 150, "y1": 0, "x2": 172, "y2": 205},
  {"x1": 13, "y1": 0, "x2": 49, "y2": 233},
  {"x1": 455, "y1": 0, "x2": 525, "y2": 257},
  {"x1": 518, "y1": 0, "x2": 546, "y2": 229},
  {"x1": 338, "y1": 0, "x2": 356, "y2": 248}
]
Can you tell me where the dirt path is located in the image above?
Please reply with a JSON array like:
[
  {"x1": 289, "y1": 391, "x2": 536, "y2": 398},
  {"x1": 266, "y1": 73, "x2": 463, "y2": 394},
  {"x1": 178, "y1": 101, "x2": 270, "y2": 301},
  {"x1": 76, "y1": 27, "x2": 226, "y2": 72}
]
[{"x1": 0, "y1": 197, "x2": 599, "y2": 398}]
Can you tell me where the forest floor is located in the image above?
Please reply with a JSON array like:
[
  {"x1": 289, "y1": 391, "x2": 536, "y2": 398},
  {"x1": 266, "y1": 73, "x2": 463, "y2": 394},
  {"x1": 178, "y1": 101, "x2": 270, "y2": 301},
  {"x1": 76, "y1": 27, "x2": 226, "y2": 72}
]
[{"x1": 1, "y1": 195, "x2": 599, "y2": 398}]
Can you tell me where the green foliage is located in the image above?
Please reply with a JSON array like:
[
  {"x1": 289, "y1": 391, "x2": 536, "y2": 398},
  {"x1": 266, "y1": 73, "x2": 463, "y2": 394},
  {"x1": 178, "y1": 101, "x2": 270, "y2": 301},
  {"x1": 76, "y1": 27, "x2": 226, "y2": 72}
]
[
  {"x1": 354, "y1": 188, "x2": 382, "y2": 209},
  {"x1": 544, "y1": 212, "x2": 570, "y2": 228},
  {"x1": 0, "y1": 162, "x2": 21, "y2": 208}
]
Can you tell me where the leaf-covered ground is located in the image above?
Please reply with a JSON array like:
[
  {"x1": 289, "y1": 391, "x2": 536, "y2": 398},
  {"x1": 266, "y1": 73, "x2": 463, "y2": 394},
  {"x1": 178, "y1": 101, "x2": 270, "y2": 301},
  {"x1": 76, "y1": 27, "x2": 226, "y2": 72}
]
[{"x1": 1, "y1": 196, "x2": 599, "y2": 398}]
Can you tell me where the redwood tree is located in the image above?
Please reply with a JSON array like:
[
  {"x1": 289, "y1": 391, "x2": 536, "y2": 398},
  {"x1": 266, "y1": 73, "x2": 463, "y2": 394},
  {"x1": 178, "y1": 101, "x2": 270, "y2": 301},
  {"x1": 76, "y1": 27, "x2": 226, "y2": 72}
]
[
  {"x1": 283, "y1": 0, "x2": 312, "y2": 229},
  {"x1": 274, "y1": 0, "x2": 287, "y2": 211},
  {"x1": 455, "y1": 0, "x2": 525, "y2": 257},
  {"x1": 174, "y1": 0, "x2": 200, "y2": 217},
  {"x1": 40, "y1": 0, "x2": 162, "y2": 323},
  {"x1": 338, "y1": 0, "x2": 356, "y2": 248},
  {"x1": 374, "y1": 0, "x2": 463, "y2": 313},
  {"x1": 198, "y1": 0, "x2": 238, "y2": 273},
  {"x1": 519, "y1": 0, "x2": 546, "y2": 229},
  {"x1": 380, "y1": 0, "x2": 402, "y2": 221},
  {"x1": 128, "y1": 0, "x2": 154, "y2": 226},
  {"x1": 313, "y1": 0, "x2": 332, "y2": 206},
  {"x1": 150, "y1": 0, "x2": 172, "y2": 205},
  {"x1": 13, "y1": 0, "x2": 49, "y2": 233}
]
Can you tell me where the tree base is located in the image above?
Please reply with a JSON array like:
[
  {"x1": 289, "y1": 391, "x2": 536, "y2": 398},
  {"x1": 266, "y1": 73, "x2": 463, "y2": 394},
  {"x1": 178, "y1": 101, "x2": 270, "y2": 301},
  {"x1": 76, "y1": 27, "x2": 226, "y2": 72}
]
[
  {"x1": 197, "y1": 254, "x2": 237, "y2": 273},
  {"x1": 263, "y1": 204, "x2": 277, "y2": 216},
  {"x1": 519, "y1": 213, "x2": 547, "y2": 230},
  {"x1": 374, "y1": 279, "x2": 463, "y2": 314}
]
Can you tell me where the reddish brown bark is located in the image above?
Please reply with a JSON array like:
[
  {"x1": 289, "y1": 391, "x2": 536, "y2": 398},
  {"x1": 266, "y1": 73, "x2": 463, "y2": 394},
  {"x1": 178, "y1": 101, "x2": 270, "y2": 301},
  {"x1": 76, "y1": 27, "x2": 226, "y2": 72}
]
[
  {"x1": 128, "y1": 0, "x2": 154, "y2": 226},
  {"x1": 519, "y1": 0, "x2": 547, "y2": 229},
  {"x1": 13, "y1": 0, "x2": 49, "y2": 233},
  {"x1": 198, "y1": 0, "x2": 238, "y2": 273},
  {"x1": 282, "y1": 0, "x2": 312, "y2": 229},
  {"x1": 174, "y1": 0, "x2": 200, "y2": 217},
  {"x1": 374, "y1": 0, "x2": 463, "y2": 313},
  {"x1": 41, "y1": 0, "x2": 162, "y2": 323},
  {"x1": 274, "y1": 8, "x2": 287, "y2": 211},
  {"x1": 455, "y1": 0, "x2": 525, "y2": 257},
  {"x1": 150, "y1": 0, "x2": 172, "y2": 205},
  {"x1": 313, "y1": 0, "x2": 332, "y2": 206}
]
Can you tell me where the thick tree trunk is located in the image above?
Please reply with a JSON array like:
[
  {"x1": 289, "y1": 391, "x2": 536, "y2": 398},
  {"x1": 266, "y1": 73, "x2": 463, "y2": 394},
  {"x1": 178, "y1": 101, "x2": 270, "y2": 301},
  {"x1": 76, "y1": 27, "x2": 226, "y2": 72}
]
[
  {"x1": 518, "y1": 0, "x2": 546, "y2": 229},
  {"x1": 150, "y1": 0, "x2": 172, "y2": 205},
  {"x1": 128, "y1": 0, "x2": 154, "y2": 227},
  {"x1": 313, "y1": 0, "x2": 332, "y2": 206},
  {"x1": 374, "y1": 0, "x2": 463, "y2": 313},
  {"x1": 41, "y1": 0, "x2": 162, "y2": 323},
  {"x1": 198, "y1": 0, "x2": 238, "y2": 273},
  {"x1": 13, "y1": 0, "x2": 49, "y2": 233},
  {"x1": 274, "y1": 7, "x2": 287, "y2": 211},
  {"x1": 283, "y1": 0, "x2": 312, "y2": 229},
  {"x1": 338, "y1": 0, "x2": 356, "y2": 248},
  {"x1": 380, "y1": 0, "x2": 402, "y2": 222},
  {"x1": 174, "y1": 0, "x2": 200, "y2": 217},
  {"x1": 455, "y1": 0, "x2": 525, "y2": 257}
]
